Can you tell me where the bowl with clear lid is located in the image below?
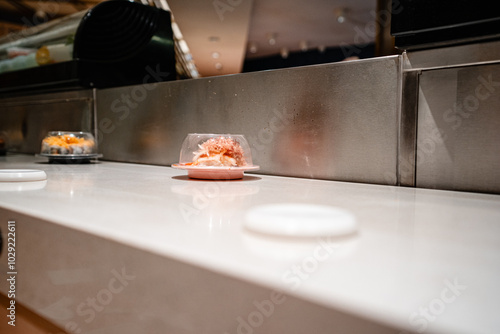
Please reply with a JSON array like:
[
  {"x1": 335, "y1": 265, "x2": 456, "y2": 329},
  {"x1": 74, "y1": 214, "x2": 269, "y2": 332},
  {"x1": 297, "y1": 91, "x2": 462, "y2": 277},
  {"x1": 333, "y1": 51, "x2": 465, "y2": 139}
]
[
  {"x1": 172, "y1": 133, "x2": 259, "y2": 179},
  {"x1": 39, "y1": 131, "x2": 101, "y2": 163}
]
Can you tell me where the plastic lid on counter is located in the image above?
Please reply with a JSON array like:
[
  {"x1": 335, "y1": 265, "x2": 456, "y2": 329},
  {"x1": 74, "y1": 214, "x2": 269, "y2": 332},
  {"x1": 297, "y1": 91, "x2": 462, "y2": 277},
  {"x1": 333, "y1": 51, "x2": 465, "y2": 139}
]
[
  {"x1": 244, "y1": 203, "x2": 357, "y2": 237},
  {"x1": 0, "y1": 169, "x2": 47, "y2": 182}
]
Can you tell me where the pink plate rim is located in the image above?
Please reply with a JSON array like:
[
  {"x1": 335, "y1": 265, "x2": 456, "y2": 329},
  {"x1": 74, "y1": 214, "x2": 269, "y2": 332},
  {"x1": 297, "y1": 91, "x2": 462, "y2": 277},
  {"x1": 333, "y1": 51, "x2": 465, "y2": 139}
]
[{"x1": 171, "y1": 164, "x2": 260, "y2": 171}]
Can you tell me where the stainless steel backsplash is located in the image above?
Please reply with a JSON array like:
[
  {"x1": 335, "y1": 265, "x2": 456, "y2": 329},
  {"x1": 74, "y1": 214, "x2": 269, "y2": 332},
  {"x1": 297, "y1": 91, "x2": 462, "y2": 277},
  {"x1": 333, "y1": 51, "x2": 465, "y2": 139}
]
[
  {"x1": 95, "y1": 56, "x2": 401, "y2": 185},
  {"x1": 0, "y1": 90, "x2": 95, "y2": 154},
  {"x1": 404, "y1": 41, "x2": 500, "y2": 194},
  {"x1": 2, "y1": 40, "x2": 500, "y2": 193}
]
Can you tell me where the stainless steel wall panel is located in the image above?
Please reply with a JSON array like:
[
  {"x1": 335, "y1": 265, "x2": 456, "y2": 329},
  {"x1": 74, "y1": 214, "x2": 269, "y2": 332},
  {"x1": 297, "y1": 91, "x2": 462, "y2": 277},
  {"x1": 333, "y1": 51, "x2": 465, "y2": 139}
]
[
  {"x1": 0, "y1": 90, "x2": 95, "y2": 154},
  {"x1": 416, "y1": 63, "x2": 500, "y2": 193},
  {"x1": 96, "y1": 57, "x2": 401, "y2": 185}
]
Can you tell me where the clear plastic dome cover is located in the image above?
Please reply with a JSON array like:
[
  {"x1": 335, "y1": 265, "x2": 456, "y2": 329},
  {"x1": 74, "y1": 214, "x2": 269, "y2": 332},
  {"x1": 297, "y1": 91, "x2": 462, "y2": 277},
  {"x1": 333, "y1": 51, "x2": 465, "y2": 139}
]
[
  {"x1": 179, "y1": 133, "x2": 254, "y2": 167},
  {"x1": 41, "y1": 131, "x2": 96, "y2": 155}
]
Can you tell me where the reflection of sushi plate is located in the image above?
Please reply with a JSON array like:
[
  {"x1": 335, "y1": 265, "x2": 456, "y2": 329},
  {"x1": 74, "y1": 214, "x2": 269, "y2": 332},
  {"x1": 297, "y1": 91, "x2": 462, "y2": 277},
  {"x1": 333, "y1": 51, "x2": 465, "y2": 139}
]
[
  {"x1": 171, "y1": 164, "x2": 260, "y2": 180},
  {"x1": 37, "y1": 153, "x2": 102, "y2": 163}
]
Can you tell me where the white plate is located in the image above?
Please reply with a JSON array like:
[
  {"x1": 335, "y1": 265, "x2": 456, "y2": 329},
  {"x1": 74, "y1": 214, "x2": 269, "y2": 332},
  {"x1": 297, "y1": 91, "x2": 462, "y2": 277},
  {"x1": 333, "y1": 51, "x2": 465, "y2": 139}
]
[
  {"x1": 244, "y1": 203, "x2": 357, "y2": 237},
  {"x1": 171, "y1": 164, "x2": 260, "y2": 180},
  {"x1": 0, "y1": 169, "x2": 47, "y2": 182}
]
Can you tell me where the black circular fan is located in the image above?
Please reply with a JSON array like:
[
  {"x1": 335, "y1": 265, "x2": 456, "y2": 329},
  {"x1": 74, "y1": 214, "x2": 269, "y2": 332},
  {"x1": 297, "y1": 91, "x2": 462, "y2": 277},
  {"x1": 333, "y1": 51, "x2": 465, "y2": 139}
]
[
  {"x1": 74, "y1": 0, "x2": 162, "y2": 63},
  {"x1": 72, "y1": 0, "x2": 176, "y2": 88}
]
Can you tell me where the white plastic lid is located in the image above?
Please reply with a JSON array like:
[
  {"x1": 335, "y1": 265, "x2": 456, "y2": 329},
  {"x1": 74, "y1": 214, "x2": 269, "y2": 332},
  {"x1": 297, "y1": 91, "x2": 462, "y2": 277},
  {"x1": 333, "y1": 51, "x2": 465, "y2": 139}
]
[
  {"x1": 244, "y1": 203, "x2": 357, "y2": 237},
  {"x1": 0, "y1": 169, "x2": 47, "y2": 182}
]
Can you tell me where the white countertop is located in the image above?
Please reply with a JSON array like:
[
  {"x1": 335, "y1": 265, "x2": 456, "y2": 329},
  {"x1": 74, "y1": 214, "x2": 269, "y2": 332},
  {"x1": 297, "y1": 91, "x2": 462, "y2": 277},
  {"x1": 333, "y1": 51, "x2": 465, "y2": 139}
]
[{"x1": 1, "y1": 154, "x2": 500, "y2": 334}]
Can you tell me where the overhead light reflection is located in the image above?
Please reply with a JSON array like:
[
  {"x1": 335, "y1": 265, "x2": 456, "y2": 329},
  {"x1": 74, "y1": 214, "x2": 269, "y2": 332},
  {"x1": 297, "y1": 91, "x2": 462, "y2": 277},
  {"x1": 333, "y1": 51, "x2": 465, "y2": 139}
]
[
  {"x1": 299, "y1": 40, "x2": 308, "y2": 52},
  {"x1": 280, "y1": 47, "x2": 289, "y2": 59},
  {"x1": 248, "y1": 42, "x2": 258, "y2": 54},
  {"x1": 267, "y1": 33, "x2": 277, "y2": 46},
  {"x1": 334, "y1": 7, "x2": 349, "y2": 24}
]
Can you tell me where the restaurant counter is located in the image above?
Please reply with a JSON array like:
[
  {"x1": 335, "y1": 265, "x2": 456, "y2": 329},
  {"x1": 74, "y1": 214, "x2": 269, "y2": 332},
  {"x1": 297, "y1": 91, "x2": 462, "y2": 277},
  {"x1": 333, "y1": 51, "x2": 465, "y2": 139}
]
[{"x1": 0, "y1": 154, "x2": 499, "y2": 334}]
